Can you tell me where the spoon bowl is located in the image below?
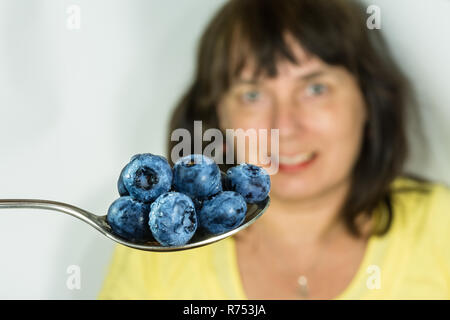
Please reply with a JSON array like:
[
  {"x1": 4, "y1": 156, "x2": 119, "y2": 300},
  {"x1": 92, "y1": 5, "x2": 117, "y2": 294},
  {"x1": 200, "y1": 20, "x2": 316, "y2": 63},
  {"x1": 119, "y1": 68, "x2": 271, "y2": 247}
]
[{"x1": 0, "y1": 197, "x2": 269, "y2": 252}]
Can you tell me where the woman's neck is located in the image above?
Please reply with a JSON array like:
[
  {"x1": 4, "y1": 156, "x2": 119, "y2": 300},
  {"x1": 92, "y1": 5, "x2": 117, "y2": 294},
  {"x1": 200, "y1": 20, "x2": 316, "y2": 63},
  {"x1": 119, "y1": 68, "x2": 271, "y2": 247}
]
[{"x1": 247, "y1": 179, "x2": 353, "y2": 248}]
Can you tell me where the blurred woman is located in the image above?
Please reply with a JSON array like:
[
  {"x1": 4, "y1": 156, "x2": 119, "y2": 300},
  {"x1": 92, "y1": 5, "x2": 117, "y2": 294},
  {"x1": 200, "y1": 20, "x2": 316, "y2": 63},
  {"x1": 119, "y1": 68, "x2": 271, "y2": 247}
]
[{"x1": 99, "y1": 0, "x2": 450, "y2": 299}]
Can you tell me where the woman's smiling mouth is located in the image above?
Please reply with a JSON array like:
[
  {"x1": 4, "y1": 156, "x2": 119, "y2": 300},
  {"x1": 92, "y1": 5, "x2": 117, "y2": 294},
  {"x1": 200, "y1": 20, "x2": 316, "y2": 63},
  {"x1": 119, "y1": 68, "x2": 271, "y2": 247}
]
[{"x1": 278, "y1": 152, "x2": 318, "y2": 172}]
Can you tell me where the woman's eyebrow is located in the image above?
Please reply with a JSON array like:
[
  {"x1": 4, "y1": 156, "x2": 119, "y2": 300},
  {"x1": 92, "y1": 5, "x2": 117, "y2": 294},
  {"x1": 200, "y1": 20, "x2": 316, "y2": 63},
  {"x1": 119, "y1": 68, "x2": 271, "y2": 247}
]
[
  {"x1": 295, "y1": 70, "x2": 327, "y2": 81},
  {"x1": 233, "y1": 69, "x2": 328, "y2": 86},
  {"x1": 233, "y1": 78, "x2": 260, "y2": 85}
]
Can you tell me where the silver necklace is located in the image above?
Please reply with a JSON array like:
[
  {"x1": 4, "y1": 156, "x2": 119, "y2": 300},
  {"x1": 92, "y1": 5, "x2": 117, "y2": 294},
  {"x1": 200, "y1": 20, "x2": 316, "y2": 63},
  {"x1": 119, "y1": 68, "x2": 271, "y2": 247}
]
[
  {"x1": 297, "y1": 275, "x2": 310, "y2": 298},
  {"x1": 297, "y1": 255, "x2": 319, "y2": 299},
  {"x1": 296, "y1": 215, "x2": 374, "y2": 298},
  {"x1": 295, "y1": 232, "x2": 335, "y2": 299},
  {"x1": 296, "y1": 253, "x2": 324, "y2": 298},
  {"x1": 251, "y1": 223, "x2": 338, "y2": 299}
]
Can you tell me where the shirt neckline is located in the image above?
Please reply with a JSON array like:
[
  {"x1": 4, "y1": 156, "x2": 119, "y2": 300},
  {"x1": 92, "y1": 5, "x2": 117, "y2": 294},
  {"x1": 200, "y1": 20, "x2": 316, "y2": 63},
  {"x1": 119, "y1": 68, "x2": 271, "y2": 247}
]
[{"x1": 228, "y1": 225, "x2": 378, "y2": 300}]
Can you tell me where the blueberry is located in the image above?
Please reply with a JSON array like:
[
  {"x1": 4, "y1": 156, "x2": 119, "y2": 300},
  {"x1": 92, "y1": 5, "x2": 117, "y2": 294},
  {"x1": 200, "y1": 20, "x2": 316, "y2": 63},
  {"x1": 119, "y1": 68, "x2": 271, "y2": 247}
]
[
  {"x1": 106, "y1": 196, "x2": 153, "y2": 242},
  {"x1": 148, "y1": 192, "x2": 198, "y2": 246},
  {"x1": 173, "y1": 154, "x2": 222, "y2": 200},
  {"x1": 198, "y1": 191, "x2": 247, "y2": 235},
  {"x1": 227, "y1": 163, "x2": 271, "y2": 203},
  {"x1": 122, "y1": 153, "x2": 173, "y2": 203},
  {"x1": 117, "y1": 163, "x2": 130, "y2": 196}
]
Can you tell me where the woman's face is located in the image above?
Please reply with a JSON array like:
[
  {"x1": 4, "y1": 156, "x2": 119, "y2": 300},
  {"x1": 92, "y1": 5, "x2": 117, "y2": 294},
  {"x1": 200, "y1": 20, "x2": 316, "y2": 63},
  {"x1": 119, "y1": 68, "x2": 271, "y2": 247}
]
[{"x1": 217, "y1": 39, "x2": 367, "y2": 202}]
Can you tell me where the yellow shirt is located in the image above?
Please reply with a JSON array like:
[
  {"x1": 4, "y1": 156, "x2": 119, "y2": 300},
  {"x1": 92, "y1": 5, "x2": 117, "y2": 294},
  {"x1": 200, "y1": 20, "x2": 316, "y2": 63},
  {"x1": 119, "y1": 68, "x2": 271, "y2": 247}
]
[{"x1": 98, "y1": 177, "x2": 450, "y2": 299}]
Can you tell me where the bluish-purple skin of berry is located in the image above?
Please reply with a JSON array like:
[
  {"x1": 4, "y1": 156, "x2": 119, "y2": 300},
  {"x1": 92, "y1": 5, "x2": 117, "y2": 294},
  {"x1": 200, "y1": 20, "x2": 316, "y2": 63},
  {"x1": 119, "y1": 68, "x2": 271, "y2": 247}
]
[
  {"x1": 199, "y1": 191, "x2": 247, "y2": 235},
  {"x1": 173, "y1": 154, "x2": 222, "y2": 200},
  {"x1": 117, "y1": 163, "x2": 130, "y2": 196},
  {"x1": 148, "y1": 192, "x2": 198, "y2": 246},
  {"x1": 106, "y1": 196, "x2": 153, "y2": 242},
  {"x1": 122, "y1": 153, "x2": 173, "y2": 203},
  {"x1": 226, "y1": 164, "x2": 271, "y2": 203}
]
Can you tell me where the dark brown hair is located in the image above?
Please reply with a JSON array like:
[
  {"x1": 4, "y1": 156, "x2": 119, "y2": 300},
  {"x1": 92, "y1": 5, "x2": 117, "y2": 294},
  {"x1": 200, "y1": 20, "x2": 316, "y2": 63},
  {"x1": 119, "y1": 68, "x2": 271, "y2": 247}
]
[{"x1": 167, "y1": 0, "x2": 424, "y2": 238}]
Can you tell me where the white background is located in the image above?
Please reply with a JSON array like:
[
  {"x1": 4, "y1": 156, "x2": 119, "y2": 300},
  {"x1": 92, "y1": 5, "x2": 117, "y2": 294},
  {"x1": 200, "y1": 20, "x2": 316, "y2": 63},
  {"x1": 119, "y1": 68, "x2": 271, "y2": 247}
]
[{"x1": 0, "y1": 0, "x2": 448, "y2": 299}]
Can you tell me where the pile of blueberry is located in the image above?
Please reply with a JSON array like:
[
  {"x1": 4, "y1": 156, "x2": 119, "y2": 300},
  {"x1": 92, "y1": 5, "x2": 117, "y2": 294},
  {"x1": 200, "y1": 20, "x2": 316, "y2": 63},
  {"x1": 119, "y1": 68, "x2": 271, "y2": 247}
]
[{"x1": 107, "y1": 153, "x2": 270, "y2": 247}]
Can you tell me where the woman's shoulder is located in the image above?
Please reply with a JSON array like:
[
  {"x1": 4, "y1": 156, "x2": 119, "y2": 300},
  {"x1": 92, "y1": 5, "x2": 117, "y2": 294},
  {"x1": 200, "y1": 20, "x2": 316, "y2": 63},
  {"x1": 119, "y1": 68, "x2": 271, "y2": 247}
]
[
  {"x1": 98, "y1": 238, "x2": 231, "y2": 299},
  {"x1": 388, "y1": 175, "x2": 450, "y2": 242},
  {"x1": 390, "y1": 175, "x2": 450, "y2": 210},
  {"x1": 119, "y1": 238, "x2": 224, "y2": 272}
]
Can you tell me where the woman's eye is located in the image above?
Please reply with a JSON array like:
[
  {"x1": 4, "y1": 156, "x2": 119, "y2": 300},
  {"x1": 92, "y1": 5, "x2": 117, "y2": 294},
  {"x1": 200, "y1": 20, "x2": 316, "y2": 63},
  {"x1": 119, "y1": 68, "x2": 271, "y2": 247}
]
[
  {"x1": 241, "y1": 90, "x2": 261, "y2": 103},
  {"x1": 305, "y1": 83, "x2": 327, "y2": 96}
]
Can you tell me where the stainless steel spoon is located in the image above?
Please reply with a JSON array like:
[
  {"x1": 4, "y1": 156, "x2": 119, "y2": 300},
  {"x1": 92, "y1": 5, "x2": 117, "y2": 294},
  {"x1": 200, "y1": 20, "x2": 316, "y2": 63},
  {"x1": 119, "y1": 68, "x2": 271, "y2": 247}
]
[{"x1": 0, "y1": 197, "x2": 269, "y2": 252}]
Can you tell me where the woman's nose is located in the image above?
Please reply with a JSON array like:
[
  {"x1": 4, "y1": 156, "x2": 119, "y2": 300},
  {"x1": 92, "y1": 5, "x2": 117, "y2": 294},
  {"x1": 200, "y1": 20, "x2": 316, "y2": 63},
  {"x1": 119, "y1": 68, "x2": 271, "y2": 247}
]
[{"x1": 272, "y1": 103, "x2": 301, "y2": 139}]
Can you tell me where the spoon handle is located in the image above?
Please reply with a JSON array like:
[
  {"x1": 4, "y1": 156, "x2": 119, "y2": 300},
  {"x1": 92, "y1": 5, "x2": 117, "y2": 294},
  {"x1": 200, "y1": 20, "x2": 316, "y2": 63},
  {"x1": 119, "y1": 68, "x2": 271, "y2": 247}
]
[{"x1": 0, "y1": 199, "x2": 106, "y2": 233}]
